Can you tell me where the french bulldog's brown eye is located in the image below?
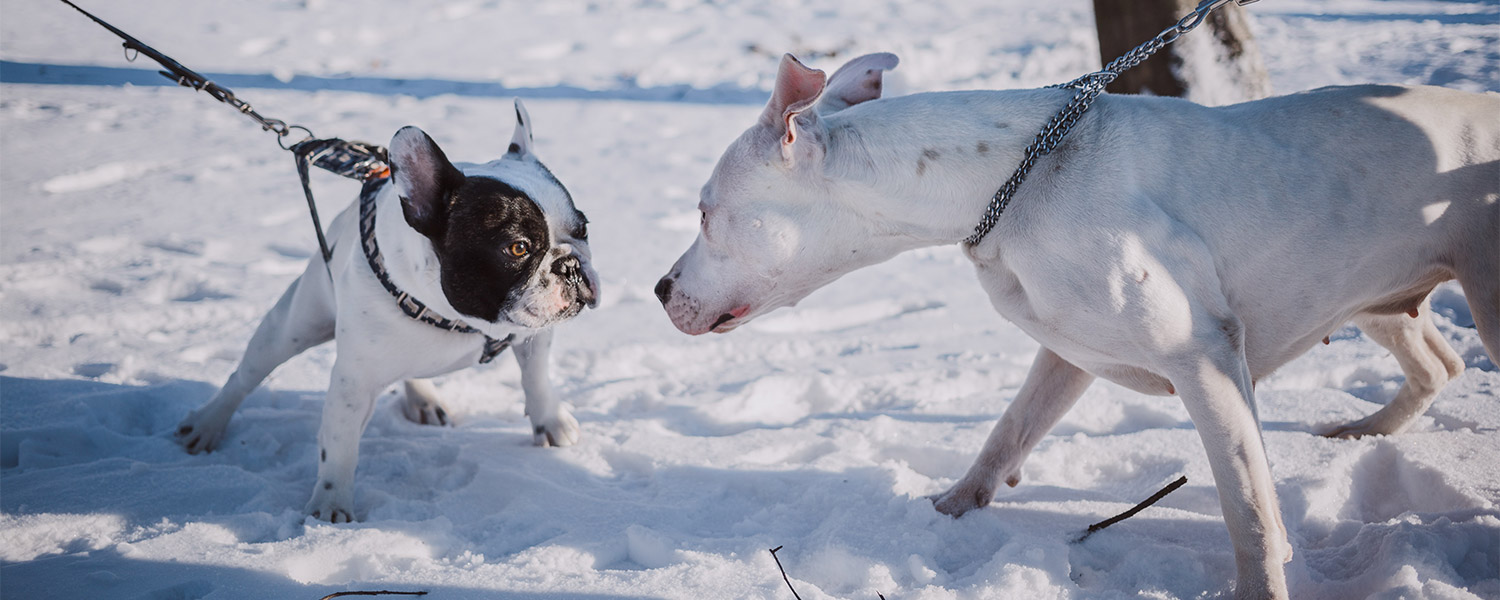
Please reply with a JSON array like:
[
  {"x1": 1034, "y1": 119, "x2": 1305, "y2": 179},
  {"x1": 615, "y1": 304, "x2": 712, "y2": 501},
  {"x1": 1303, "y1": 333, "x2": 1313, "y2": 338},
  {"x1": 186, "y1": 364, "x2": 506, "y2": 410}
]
[{"x1": 507, "y1": 241, "x2": 530, "y2": 257}]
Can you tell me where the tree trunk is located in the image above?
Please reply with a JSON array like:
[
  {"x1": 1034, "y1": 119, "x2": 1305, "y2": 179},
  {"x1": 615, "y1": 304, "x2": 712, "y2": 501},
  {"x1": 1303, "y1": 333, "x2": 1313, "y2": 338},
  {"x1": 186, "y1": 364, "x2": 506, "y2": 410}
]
[{"x1": 1091, "y1": 0, "x2": 1270, "y2": 105}]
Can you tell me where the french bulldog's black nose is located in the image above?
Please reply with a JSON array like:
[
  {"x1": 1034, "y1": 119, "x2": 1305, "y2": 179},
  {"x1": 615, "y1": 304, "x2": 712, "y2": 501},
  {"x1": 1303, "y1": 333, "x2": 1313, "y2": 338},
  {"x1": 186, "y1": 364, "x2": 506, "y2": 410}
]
[{"x1": 654, "y1": 276, "x2": 674, "y2": 305}]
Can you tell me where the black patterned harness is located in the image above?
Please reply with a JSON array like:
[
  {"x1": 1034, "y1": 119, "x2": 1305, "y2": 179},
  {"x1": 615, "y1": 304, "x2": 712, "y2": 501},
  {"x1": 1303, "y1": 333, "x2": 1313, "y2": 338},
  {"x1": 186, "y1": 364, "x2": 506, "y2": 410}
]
[{"x1": 358, "y1": 178, "x2": 513, "y2": 364}]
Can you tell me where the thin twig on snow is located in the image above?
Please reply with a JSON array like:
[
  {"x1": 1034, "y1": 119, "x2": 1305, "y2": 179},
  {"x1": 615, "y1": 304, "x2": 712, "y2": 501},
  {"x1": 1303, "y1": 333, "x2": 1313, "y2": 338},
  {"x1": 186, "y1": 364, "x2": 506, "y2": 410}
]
[
  {"x1": 1074, "y1": 475, "x2": 1189, "y2": 543},
  {"x1": 769, "y1": 545, "x2": 803, "y2": 600}
]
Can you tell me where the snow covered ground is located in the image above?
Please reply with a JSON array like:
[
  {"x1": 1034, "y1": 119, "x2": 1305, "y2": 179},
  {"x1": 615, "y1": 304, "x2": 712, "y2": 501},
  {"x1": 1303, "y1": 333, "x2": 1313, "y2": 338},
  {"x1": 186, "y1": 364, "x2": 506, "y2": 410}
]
[{"x1": 2, "y1": 1, "x2": 1498, "y2": 598}]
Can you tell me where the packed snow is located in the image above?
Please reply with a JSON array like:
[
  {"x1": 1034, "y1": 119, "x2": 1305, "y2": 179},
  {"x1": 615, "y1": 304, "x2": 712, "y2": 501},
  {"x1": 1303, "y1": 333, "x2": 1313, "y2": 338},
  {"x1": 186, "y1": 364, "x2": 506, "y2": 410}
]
[{"x1": 2, "y1": 1, "x2": 1498, "y2": 598}]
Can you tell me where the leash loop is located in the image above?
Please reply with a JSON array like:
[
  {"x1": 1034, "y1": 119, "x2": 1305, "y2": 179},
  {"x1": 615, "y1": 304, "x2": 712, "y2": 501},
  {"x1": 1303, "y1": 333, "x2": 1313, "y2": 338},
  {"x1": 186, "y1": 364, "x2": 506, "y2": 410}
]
[
  {"x1": 964, "y1": 0, "x2": 1257, "y2": 246},
  {"x1": 278, "y1": 125, "x2": 315, "y2": 150}
]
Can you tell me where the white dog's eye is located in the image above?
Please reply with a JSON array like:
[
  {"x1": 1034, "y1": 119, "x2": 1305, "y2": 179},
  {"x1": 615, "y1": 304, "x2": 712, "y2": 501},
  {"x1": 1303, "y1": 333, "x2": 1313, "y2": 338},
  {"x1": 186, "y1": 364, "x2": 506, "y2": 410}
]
[{"x1": 700, "y1": 211, "x2": 708, "y2": 233}]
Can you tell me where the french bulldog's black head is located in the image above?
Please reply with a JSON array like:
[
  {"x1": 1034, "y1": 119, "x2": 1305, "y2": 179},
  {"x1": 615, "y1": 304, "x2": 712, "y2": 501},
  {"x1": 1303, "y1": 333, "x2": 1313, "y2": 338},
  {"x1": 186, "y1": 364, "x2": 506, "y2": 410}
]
[{"x1": 387, "y1": 102, "x2": 598, "y2": 329}]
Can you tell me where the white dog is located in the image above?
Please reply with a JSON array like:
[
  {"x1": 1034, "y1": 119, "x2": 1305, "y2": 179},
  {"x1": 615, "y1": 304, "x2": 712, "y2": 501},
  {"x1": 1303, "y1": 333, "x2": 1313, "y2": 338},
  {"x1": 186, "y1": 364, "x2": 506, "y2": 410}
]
[
  {"x1": 177, "y1": 100, "x2": 600, "y2": 522},
  {"x1": 655, "y1": 53, "x2": 1498, "y2": 598}
]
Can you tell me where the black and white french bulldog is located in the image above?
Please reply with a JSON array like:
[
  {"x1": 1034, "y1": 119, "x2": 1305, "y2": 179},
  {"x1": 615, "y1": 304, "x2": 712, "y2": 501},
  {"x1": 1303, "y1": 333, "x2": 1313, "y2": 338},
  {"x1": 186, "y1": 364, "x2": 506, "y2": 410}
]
[{"x1": 176, "y1": 99, "x2": 599, "y2": 522}]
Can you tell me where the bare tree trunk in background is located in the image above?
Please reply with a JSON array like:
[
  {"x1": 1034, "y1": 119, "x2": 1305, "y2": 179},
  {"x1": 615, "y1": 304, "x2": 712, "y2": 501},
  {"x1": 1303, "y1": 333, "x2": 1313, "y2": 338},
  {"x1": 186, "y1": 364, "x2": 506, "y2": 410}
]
[{"x1": 1091, "y1": 0, "x2": 1271, "y2": 105}]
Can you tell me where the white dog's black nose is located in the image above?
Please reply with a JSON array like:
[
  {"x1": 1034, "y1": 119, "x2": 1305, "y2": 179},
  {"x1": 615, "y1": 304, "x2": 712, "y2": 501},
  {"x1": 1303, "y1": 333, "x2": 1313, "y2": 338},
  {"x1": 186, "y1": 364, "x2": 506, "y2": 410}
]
[{"x1": 654, "y1": 276, "x2": 674, "y2": 305}]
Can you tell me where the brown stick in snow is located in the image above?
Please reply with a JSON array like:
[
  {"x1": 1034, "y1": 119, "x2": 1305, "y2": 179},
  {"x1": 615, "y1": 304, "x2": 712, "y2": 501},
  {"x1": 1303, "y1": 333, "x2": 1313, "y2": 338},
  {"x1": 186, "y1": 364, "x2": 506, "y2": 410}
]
[
  {"x1": 1074, "y1": 475, "x2": 1189, "y2": 543},
  {"x1": 769, "y1": 545, "x2": 803, "y2": 600},
  {"x1": 318, "y1": 592, "x2": 428, "y2": 600}
]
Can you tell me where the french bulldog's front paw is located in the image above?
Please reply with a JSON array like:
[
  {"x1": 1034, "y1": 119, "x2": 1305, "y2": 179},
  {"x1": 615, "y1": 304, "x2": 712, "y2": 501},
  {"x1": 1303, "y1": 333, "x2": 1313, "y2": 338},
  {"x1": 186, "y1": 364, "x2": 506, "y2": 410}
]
[
  {"x1": 175, "y1": 409, "x2": 229, "y2": 454},
  {"x1": 930, "y1": 475, "x2": 1009, "y2": 517},
  {"x1": 304, "y1": 483, "x2": 356, "y2": 523},
  {"x1": 532, "y1": 408, "x2": 580, "y2": 448}
]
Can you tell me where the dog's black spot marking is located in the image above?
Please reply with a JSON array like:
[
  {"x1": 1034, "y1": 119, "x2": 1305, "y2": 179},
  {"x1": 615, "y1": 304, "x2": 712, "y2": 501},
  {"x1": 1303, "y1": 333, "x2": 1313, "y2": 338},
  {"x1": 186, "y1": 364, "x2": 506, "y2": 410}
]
[
  {"x1": 435, "y1": 406, "x2": 446, "y2": 422},
  {"x1": 1217, "y1": 317, "x2": 1245, "y2": 350},
  {"x1": 515, "y1": 105, "x2": 525, "y2": 125},
  {"x1": 570, "y1": 211, "x2": 588, "y2": 240},
  {"x1": 976, "y1": 142, "x2": 990, "y2": 154},
  {"x1": 711, "y1": 313, "x2": 735, "y2": 329},
  {"x1": 917, "y1": 159, "x2": 928, "y2": 176},
  {"x1": 508, "y1": 143, "x2": 521, "y2": 154},
  {"x1": 323, "y1": 482, "x2": 333, "y2": 490},
  {"x1": 320, "y1": 449, "x2": 326, "y2": 462},
  {"x1": 994, "y1": 122, "x2": 1010, "y2": 129},
  {"x1": 534, "y1": 425, "x2": 546, "y2": 435},
  {"x1": 922, "y1": 148, "x2": 941, "y2": 160}
]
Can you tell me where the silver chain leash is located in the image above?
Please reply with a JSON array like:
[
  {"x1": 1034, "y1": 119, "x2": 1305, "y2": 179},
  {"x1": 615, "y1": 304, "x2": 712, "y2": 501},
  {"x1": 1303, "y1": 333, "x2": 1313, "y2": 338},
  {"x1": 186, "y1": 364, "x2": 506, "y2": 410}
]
[{"x1": 963, "y1": 0, "x2": 1259, "y2": 246}]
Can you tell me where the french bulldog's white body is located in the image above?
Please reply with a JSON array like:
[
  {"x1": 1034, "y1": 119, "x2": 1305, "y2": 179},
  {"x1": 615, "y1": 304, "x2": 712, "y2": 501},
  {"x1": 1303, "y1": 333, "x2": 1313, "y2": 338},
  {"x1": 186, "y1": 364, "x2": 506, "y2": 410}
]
[
  {"x1": 178, "y1": 100, "x2": 599, "y2": 523},
  {"x1": 656, "y1": 54, "x2": 1500, "y2": 598}
]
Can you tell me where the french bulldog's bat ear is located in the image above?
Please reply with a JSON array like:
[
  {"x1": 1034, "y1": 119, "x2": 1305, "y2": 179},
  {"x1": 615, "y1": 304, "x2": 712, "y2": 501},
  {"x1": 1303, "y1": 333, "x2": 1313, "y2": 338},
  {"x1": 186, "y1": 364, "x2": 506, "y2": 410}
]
[
  {"x1": 390, "y1": 126, "x2": 465, "y2": 239},
  {"x1": 508, "y1": 99, "x2": 534, "y2": 157},
  {"x1": 815, "y1": 53, "x2": 898, "y2": 115},
  {"x1": 760, "y1": 54, "x2": 827, "y2": 167}
]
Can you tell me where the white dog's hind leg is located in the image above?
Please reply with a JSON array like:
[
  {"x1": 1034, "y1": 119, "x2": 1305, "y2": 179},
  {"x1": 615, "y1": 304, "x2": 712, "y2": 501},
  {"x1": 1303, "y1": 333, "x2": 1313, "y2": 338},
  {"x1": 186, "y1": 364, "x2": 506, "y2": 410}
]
[
  {"x1": 177, "y1": 266, "x2": 335, "y2": 454},
  {"x1": 933, "y1": 347, "x2": 1093, "y2": 516},
  {"x1": 400, "y1": 378, "x2": 450, "y2": 426},
  {"x1": 514, "y1": 330, "x2": 579, "y2": 447},
  {"x1": 1326, "y1": 303, "x2": 1463, "y2": 438}
]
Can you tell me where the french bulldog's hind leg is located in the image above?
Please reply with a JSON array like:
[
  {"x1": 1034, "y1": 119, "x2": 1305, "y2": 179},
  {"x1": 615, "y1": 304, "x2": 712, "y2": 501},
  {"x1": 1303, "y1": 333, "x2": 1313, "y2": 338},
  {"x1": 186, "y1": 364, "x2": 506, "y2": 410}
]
[
  {"x1": 400, "y1": 378, "x2": 451, "y2": 426},
  {"x1": 514, "y1": 330, "x2": 579, "y2": 447},
  {"x1": 1326, "y1": 302, "x2": 1464, "y2": 438},
  {"x1": 178, "y1": 266, "x2": 335, "y2": 454}
]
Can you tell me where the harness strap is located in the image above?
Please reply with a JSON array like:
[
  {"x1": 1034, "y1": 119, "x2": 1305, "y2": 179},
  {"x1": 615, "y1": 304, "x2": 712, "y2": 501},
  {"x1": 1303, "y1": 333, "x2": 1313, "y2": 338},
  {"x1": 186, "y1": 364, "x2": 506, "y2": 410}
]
[
  {"x1": 291, "y1": 138, "x2": 391, "y2": 263},
  {"x1": 357, "y1": 178, "x2": 513, "y2": 364}
]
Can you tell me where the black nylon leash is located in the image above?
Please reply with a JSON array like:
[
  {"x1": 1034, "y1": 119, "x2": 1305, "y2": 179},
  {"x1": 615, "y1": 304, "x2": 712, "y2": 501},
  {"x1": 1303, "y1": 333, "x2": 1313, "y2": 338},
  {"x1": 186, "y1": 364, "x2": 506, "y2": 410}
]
[
  {"x1": 63, "y1": 1, "x2": 511, "y2": 364},
  {"x1": 59, "y1": 0, "x2": 389, "y2": 263}
]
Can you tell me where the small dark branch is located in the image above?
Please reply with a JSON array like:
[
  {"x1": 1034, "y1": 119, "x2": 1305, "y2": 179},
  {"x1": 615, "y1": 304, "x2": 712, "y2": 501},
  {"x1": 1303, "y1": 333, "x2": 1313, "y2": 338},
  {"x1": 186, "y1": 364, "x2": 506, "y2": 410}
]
[
  {"x1": 318, "y1": 592, "x2": 428, "y2": 600},
  {"x1": 1074, "y1": 475, "x2": 1188, "y2": 543},
  {"x1": 769, "y1": 545, "x2": 803, "y2": 600}
]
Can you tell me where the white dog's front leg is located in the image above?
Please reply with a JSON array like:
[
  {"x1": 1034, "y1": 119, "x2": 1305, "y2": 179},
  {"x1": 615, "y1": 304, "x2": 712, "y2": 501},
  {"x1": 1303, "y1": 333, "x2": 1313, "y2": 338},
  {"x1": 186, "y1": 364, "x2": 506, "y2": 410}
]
[
  {"x1": 1169, "y1": 323, "x2": 1292, "y2": 600},
  {"x1": 305, "y1": 364, "x2": 386, "y2": 523},
  {"x1": 933, "y1": 347, "x2": 1094, "y2": 516},
  {"x1": 513, "y1": 330, "x2": 579, "y2": 447}
]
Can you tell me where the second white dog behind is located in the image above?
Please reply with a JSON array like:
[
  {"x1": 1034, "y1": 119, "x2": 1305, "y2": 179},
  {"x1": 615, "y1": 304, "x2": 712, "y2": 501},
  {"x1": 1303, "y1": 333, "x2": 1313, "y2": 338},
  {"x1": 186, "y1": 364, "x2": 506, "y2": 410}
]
[{"x1": 655, "y1": 53, "x2": 1499, "y2": 599}]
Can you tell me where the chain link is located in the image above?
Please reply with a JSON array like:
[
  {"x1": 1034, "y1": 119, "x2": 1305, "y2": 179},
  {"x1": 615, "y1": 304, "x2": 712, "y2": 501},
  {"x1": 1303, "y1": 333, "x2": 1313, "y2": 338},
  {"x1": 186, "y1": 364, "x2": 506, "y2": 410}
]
[{"x1": 963, "y1": 0, "x2": 1255, "y2": 246}]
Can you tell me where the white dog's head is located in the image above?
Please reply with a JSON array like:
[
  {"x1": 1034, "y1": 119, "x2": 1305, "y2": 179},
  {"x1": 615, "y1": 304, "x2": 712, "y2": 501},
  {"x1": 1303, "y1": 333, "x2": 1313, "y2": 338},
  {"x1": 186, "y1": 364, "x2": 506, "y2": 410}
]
[{"x1": 656, "y1": 53, "x2": 899, "y2": 334}]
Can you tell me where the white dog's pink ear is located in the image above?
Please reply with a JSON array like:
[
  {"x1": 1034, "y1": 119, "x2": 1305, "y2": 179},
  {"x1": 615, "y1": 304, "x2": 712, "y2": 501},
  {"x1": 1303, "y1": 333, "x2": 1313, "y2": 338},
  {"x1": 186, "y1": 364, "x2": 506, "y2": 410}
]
[
  {"x1": 390, "y1": 126, "x2": 465, "y2": 239},
  {"x1": 815, "y1": 53, "x2": 898, "y2": 115},
  {"x1": 761, "y1": 54, "x2": 827, "y2": 165},
  {"x1": 508, "y1": 98, "x2": 534, "y2": 156}
]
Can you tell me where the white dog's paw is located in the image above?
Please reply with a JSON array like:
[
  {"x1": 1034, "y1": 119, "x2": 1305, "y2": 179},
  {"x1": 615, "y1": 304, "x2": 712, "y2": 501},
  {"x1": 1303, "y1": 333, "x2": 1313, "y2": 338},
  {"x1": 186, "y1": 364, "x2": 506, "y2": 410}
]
[
  {"x1": 175, "y1": 408, "x2": 231, "y2": 454},
  {"x1": 930, "y1": 473, "x2": 1016, "y2": 517},
  {"x1": 1322, "y1": 413, "x2": 1403, "y2": 439},
  {"x1": 400, "y1": 380, "x2": 451, "y2": 427},
  {"x1": 531, "y1": 408, "x2": 580, "y2": 448},
  {"x1": 304, "y1": 483, "x2": 356, "y2": 523}
]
